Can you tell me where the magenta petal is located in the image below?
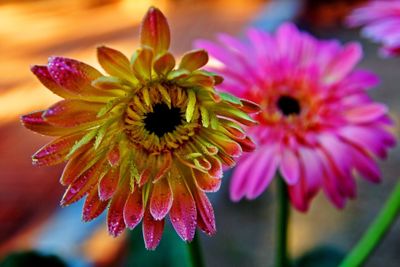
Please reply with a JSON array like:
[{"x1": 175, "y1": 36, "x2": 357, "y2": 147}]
[
  {"x1": 230, "y1": 153, "x2": 255, "y2": 201},
  {"x1": 246, "y1": 145, "x2": 280, "y2": 199},
  {"x1": 345, "y1": 103, "x2": 388, "y2": 123},
  {"x1": 143, "y1": 209, "x2": 165, "y2": 250},
  {"x1": 279, "y1": 147, "x2": 300, "y2": 185}
]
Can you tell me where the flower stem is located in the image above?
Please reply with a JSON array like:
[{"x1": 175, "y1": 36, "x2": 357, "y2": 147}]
[
  {"x1": 340, "y1": 181, "x2": 400, "y2": 267},
  {"x1": 276, "y1": 176, "x2": 290, "y2": 267},
  {"x1": 187, "y1": 231, "x2": 205, "y2": 267}
]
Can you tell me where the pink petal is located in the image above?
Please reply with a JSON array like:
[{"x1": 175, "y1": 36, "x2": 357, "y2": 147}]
[
  {"x1": 246, "y1": 145, "x2": 280, "y2": 199},
  {"x1": 230, "y1": 153, "x2": 257, "y2": 201},
  {"x1": 324, "y1": 42, "x2": 362, "y2": 84},
  {"x1": 279, "y1": 147, "x2": 300, "y2": 185},
  {"x1": 345, "y1": 103, "x2": 388, "y2": 123}
]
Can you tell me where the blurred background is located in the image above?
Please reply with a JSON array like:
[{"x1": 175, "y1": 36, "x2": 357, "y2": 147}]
[{"x1": 0, "y1": 0, "x2": 399, "y2": 266}]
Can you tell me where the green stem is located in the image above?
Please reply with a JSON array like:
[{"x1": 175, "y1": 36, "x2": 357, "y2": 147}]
[
  {"x1": 340, "y1": 181, "x2": 400, "y2": 267},
  {"x1": 276, "y1": 176, "x2": 290, "y2": 267},
  {"x1": 187, "y1": 231, "x2": 205, "y2": 267}
]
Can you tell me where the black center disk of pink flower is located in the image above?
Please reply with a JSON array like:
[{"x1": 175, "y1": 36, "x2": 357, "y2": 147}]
[
  {"x1": 144, "y1": 103, "x2": 183, "y2": 137},
  {"x1": 277, "y1": 95, "x2": 301, "y2": 116}
]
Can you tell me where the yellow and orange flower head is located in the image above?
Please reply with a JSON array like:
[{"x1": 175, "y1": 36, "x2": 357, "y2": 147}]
[{"x1": 21, "y1": 7, "x2": 258, "y2": 249}]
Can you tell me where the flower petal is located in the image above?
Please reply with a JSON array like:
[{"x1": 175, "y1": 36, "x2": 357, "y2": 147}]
[
  {"x1": 32, "y1": 132, "x2": 84, "y2": 166},
  {"x1": 43, "y1": 99, "x2": 103, "y2": 127},
  {"x1": 99, "y1": 168, "x2": 119, "y2": 201},
  {"x1": 150, "y1": 178, "x2": 173, "y2": 220},
  {"x1": 82, "y1": 187, "x2": 109, "y2": 222},
  {"x1": 345, "y1": 103, "x2": 388, "y2": 123},
  {"x1": 97, "y1": 46, "x2": 133, "y2": 81},
  {"x1": 140, "y1": 7, "x2": 170, "y2": 55},
  {"x1": 168, "y1": 175, "x2": 197, "y2": 242},
  {"x1": 179, "y1": 49, "x2": 208, "y2": 72},
  {"x1": 131, "y1": 47, "x2": 153, "y2": 80},
  {"x1": 107, "y1": 178, "x2": 129, "y2": 237},
  {"x1": 61, "y1": 160, "x2": 104, "y2": 206},
  {"x1": 124, "y1": 188, "x2": 144, "y2": 229},
  {"x1": 143, "y1": 208, "x2": 165, "y2": 250},
  {"x1": 153, "y1": 52, "x2": 175, "y2": 76},
  {"x1": 31, "y1": 65, "x2": 75, "y2": 98},
  {"x1": 280, "y1": 147, "x2": 300, "y2": 185},
  {"x1": 48, "y1": 57, "x2": 113, "y2": 99},
  {"x1": 193, "y1": 169, "x2": 221, "y2": 192},
  {"x1": 21, "y1": 111, "x2": 82, "y2": 136},
  {"x1": 192, "y1": 187, "x2": 216, "y2": 235}
]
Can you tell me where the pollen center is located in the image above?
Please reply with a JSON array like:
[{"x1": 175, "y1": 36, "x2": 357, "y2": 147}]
[
  {"x1": 144, "y1": 103, "x2": 183, "y2": 137},
  {"x1": 277, "y1": 95, "x2": 301, "y2": 116}
]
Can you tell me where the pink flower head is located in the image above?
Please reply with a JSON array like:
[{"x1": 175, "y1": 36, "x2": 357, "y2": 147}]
[
  {"x1": 347, "y1": 0, "x2": 400, "y2": 57},
  {"x1": 196, "y1": 23, "x2": 396, "y2": 211}
]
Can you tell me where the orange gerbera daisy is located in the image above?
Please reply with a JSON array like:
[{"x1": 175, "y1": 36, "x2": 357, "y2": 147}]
[{"x1": 21, "y1": 7, "x2": 258, "y2": 249}]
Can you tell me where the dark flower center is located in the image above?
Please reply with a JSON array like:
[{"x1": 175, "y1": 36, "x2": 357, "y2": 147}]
[
  {"x1": 277, "y1": 95, "x2": 301, "y2": 116},
  {"x1": 144, "y1": 103, "x2": 183, "y2": 137}
]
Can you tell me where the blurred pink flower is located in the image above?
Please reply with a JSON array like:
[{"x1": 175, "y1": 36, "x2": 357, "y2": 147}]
[
  {"x1": 347, "y1": 0, "x2": 400, "y2": 57},
  {"x1": 196, "y1": 23, "x2": 396, "y2": 211}
]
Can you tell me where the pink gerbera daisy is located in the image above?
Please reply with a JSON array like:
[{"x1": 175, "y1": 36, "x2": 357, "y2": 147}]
[
  {"x1": 347, "y1": 0, "x2": 400, "y2": 57},
  {"x1": 196, "y1": 23, "x2": 396, "y2": 211}
]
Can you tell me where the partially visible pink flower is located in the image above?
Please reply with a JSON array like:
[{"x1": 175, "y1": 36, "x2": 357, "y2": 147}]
[
  {"x1": 347, "y1": 0, "x2": 400, "y2": 57},
  {"x1": 196, "y1": 23, "x2": 396, "y2": 211}
]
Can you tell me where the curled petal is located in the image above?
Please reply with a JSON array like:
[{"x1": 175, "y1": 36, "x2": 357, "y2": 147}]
[
  {"x1": 140, "y1": 7, "x2": 170, "y2": 55},
  {"x1": 82, "y1": 187, "x2": 109, "y2": 222},
  {"x1": 124, "y1": 188, "x2": 144, "y2": 229},
  {"x1": 32, "y1": 132, "x2": 84, "y2": 166},
  {"x1": 179, "y1": 49, "x2": 208, "y2": 72},
  {"x1": 97, "y1": 46, "x2": 133, "y2": 81},
  {"x1": 168, "y1": 176, "x2": 197, "y2": 242},
  {"x1": 143, "y1": 209, "x2": 165, "y2": 250},
  {"x1": 150, "y1": 178, "x2": 173, "y2": 220},
  {"x1": 193, "y1": 169, "x2": 221, "y2": 192},
  {"x1": 43, "y1": 99, "x2": 103, "y2": 127},
  {"x1": 154, "y1": 52, "x2": 175, "y2": 76}
]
